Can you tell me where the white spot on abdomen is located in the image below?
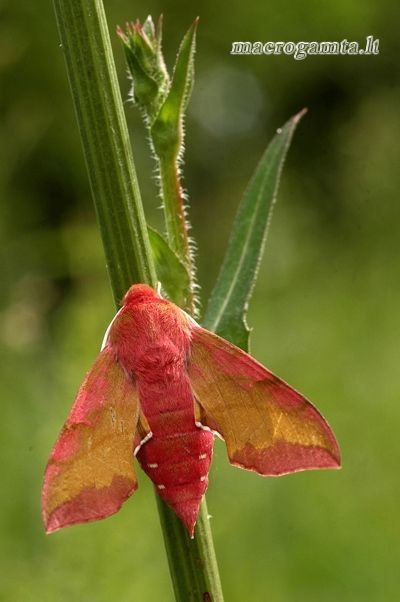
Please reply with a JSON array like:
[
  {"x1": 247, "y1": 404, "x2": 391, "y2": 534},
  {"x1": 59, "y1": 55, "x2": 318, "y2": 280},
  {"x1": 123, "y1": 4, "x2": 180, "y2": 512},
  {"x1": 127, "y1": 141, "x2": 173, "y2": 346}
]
[
  {"x1": 157, "y1": 484, "x2": 166, "y2": 490},
  {"x1": 198, "y1": 453, "x2": 207, "y2": 460},
  {"x1": 147, "y1": 463, "x2": 158, "y2": 469}
]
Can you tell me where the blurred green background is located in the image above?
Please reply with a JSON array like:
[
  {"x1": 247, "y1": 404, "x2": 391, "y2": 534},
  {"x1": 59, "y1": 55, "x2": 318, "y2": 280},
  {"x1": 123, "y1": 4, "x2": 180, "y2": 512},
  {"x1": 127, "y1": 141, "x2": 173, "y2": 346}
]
[{"x1": 1, "y1": 0, "x2": 399, "y2": 600}]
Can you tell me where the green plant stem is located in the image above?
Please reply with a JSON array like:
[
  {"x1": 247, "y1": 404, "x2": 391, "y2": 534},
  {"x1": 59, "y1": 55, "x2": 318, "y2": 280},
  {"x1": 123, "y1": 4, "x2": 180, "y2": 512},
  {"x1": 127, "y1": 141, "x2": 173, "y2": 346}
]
[
  {"x1": 53, "y1": 0, "x2": 156, "y2": 303},
  {"x1": 157, "y1": 499, "x2": 223, "y2": 601},
  {"x1": 52, "y1": 1, "x2": 222, "y2": 600},
  {"x1": 159, "y1": 155, "x2": 188, "y2": 260},
  {"x1": 159, "y1": 154, "x2": 196, "y2": 311}
]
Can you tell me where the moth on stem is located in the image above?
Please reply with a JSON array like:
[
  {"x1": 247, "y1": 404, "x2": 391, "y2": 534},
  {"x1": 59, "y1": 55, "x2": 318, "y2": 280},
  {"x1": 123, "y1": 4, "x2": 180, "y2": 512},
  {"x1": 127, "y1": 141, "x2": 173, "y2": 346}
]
[{"x1": 50, "y1": 5, "x2": 223, "y2": 600}]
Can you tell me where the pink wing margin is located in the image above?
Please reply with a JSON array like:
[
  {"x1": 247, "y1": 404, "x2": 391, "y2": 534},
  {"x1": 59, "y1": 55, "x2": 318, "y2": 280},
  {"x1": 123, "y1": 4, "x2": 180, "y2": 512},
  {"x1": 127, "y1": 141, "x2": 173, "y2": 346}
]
[
  {"x1": 188, "y1": 327, "x2": 341, "y2": 476},
  {"x1": 42, "y1": 348, "x2": 140, "y2": 533}
]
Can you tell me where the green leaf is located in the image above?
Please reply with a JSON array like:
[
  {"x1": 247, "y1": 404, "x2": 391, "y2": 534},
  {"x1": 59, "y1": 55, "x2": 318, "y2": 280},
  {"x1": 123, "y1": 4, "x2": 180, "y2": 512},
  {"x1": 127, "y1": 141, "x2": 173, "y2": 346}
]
[
  {"x1": 148, "y1": 226, "x2": 190, "y2": 308},
  {"x1": 203, "y1": 109, "x2": 306, "y2": 351},
  {"x1": 151, "y1": 18, "x2": 198, "y2": 157}
]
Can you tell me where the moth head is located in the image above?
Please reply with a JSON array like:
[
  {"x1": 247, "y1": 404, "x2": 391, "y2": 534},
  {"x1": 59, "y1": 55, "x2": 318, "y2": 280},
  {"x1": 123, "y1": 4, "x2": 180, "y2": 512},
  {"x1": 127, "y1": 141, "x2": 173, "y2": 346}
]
[{"x1": 123, "y1": 283, "x2": 160, "y2": 306}]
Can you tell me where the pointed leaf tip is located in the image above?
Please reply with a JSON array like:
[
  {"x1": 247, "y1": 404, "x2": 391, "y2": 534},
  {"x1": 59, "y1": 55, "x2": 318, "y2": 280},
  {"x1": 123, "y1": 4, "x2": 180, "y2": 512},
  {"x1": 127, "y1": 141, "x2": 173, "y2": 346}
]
[
  {"x1": 293, "y1": 107, "x2": 308, "y2": 124},
  {"x1": 151, "y1": 18, "x2": 198, "y2": 156}
]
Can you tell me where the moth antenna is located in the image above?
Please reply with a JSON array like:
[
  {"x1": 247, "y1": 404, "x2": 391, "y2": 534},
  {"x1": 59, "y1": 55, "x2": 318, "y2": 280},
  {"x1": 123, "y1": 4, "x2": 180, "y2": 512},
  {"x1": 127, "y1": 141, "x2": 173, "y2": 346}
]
[{"x1": 101, "y1": 307, "x2": 123, "y2": 350}]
